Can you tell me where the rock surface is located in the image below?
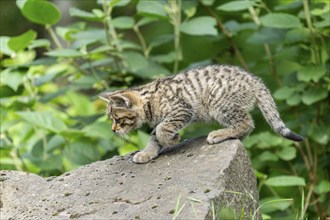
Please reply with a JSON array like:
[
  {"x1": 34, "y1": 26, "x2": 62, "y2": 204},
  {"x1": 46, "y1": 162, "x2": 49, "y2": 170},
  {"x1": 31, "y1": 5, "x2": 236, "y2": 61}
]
[{"x1": 0, "y1": 137, "x2": 260, "y2": 219}]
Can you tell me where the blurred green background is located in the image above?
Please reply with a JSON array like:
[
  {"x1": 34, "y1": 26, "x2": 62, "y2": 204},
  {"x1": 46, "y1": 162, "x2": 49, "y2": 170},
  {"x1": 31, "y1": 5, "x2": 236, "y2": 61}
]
[{"x1": 0, "y1": 0, "x2": 329, "y2": 219}]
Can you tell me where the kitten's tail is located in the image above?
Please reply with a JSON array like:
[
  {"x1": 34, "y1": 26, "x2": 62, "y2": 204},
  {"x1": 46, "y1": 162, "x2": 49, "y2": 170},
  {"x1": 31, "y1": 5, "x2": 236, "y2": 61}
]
[{"x1": 256, "y1": 84, "x2": 304, "y2": 142}]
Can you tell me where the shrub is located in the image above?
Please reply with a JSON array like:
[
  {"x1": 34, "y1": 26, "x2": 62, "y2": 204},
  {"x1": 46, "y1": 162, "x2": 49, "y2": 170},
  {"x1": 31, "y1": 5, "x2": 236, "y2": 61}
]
[{"x1": 1, "y1": 0, "x2": 329, "y2": 218}]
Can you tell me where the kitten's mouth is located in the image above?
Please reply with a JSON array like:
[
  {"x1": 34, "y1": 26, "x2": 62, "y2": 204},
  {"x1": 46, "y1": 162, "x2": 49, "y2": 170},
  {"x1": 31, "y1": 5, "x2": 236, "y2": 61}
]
[
  {"x1": 113, "y1": 129, "x2": 125, "y2": 135},
  {"x1": 113, "y1": 128, "x2": 130, "y2": 136}
]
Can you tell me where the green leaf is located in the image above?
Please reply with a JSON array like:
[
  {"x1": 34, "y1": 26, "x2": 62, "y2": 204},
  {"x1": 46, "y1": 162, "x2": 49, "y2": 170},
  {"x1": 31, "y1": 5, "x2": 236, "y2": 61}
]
[
  {"x1": 259, "y1": 151, "x2": 279, "y2": 162},
  {"x1": 65, "y1": 140, "x2": 100, "y2": 165},
  {"x1": 16, "y1": 0, "x2": 28, "y2": 9},
  {"x1": 285, "y1": 28, "x2": 310, "y2": 43},
  {"x1": 136, "y1": 1, "x2": 167, "y2": 19},
  {"x1": 71, "y1": 29, "x2": 106, "y2": 46},
  {"x1": 311, "y1": 3, "x2": 330, "y2": 16},
  {"x1": 98, "y1": 0, "x2": 130, "y2": 8},
  {"x1": 260, "y1": 13, "x2": 302, "y2": 29},
  {"x1": 137, "y1": 131, "x2": 150, "y2": 148},
  {"x1": 92, "y1": 9, "x2": 104, "y2": 19},
  {"x1": 200, "y1": 0, "x2": 215, "y2": 6},
  {"x1": 69, "y1": 7, "x2": 102, "y2": 22},
  {"x1": 89, "y1": 45, "x2": 113, "y2": 54},
  {"x1": 313, "y1": 180, "x2": 330, "y2": 195},
  {"x1": 120, "y1": 40, "x2": 141, "y2": 50},
  {"x1": 8, "y1": 30, "x2": 37, "y2": 52},
  {"x1": 60, "y1": 129, "x2": 85, "y2": 139},
  {"x1": 265, "y1": 176, "x2": 306, "y2": 187},
  {"x1": 45, "y1": 49, "x2": 83, "y2": 57},
  {"x1": 225, "y1": 21, "x2": 257, "y2": 33},
  {"x1": 274, "y1": 2, "x2": 303, "y2": 11},
  {"x1": 247, "y1": 28, "x2": 285, "y2": 44},
  {"x1": 302, "y1": 87, "x2": 328, "y2": 105},
  {"x1": 297, "y1": 65, "x2": 326, "y2": 82},
  {"x1": 122, "y1": 51, "x2": 148, "y2": 73},
  {"x1": 260, "y1": 197, "x2": 293, "y2": 214},
  {"x1": 118, "y1": 143, "x2": 138, "y2": 156},
  {"x1": 83, "y1": 122, "x2": 112, "y2": 139},
  {"x1": 136, "y1": 17, "x2": 158, "y2": 27},
  {"x1": 308, "y1": 122, "x2": 329, "y2": 145},
  {"x1": 66, "y1": 92, "x2": 95, "y2": 116},
  {"x1": 217, "y1": 0, "x2": 254, "y2": 11},
  {"x1": 135, "y1": 61, "x2": 171, "y2": 78},
  {"x1": 243, "y1": 132, "x2": 283, "y2": 149},
  {"x1": 56, "y1": 27, "x2": 76, "y2": 41},
  {"x1": 112, "y1": 16, "x2": 135, "y2": 29},
  {"x1": 183, "y1": 2, "x2": 197, "y2": 19},
  {"x1": 314, "y1": 13, "x2": 330, "y2": 28},
  {"x1": 0, "y1": 37, "x2": 14, "y2": 55},
  {"x1": 276, "y1": 146, "x2": 297, "y2": 161},
  {"x1": 34, "y1": 64, "x2": 67, "y2": 86},
  {"x1": 273, "y1": 86, "x2": 295, "y2": 100},
  {"x1": 21, "y1": 0, "x2": 61, "y2": 25},
  {"x1": 0, "y1": 69, "x2": 24, "y2": 91},
  {"x1": 17, "y1": 111, "x2": 68, "y2": 133},
  {"x1": 149, "y1": 34, "x2": 174, "y2": 48},
  {"x1": 39, "y1": 155, "x2": 62, "y2": 171},
  {"x1": 47, "y1": 135, "x2": 66, "y2": 152},
  {"x1": 180, "y1": 16, "x2": 217, "y2": 36},
  {"x1": 286, "y1": 93, "x2": 301, "y2": 106},
  {"x1": 152, "y1": 52, "x2": 176, "y2": 63},
  {"x1": 28, "y1": 39, "x2": 51, "y2": 50}
]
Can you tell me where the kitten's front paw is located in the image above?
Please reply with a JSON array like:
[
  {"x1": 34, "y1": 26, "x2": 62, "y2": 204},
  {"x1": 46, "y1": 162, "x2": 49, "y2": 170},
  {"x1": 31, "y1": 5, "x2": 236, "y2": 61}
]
[{"x1": 133, "y1": 151, "x2": 157, "y2": 164}]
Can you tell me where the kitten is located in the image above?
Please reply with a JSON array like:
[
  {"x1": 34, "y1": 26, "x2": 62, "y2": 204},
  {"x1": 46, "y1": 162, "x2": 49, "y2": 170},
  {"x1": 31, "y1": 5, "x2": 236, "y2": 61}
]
[{"x1": 100, "y1": 65, "x2": 303, "y2": 163}]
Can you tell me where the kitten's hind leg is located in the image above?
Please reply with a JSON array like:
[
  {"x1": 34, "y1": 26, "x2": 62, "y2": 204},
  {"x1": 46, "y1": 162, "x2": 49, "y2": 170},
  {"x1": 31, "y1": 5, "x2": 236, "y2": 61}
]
[{"x1": 207, "y1": 112, "x2": 254, "y2": 144}]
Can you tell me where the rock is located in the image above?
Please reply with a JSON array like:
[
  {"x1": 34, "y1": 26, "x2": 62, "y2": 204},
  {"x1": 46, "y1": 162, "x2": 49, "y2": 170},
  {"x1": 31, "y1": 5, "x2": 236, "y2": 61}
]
[{"x1": 0, "y1": 137, "x2": 260, "y2": 219}]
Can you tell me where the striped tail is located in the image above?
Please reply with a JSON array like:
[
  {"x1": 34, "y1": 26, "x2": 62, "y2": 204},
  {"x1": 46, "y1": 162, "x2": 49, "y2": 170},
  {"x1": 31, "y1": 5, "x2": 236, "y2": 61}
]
[{"x1": 256, "y1": 84, "x2": 304, "y2": 142}]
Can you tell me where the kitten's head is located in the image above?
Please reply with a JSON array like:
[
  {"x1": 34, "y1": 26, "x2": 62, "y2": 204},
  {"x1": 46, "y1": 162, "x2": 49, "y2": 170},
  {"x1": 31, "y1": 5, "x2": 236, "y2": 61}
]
[{"x1": 99, "y1": 91, "x2": 144, "y2": 135}]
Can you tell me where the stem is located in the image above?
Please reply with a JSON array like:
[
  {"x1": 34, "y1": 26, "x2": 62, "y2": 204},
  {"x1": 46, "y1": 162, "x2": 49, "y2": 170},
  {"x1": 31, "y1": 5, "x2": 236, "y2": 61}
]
[
  {"x1": 87, "y1": 55, "x2": 110, "y2": 90},
  {"x1": 199, "y1": 1, "x2": 250, "y2": 71},
  {"x1": 46, "y1": 25, "x2": 63, "y2": 49},
  {"x1": 260, "y1": 1, "x2": 271, "y2": 13},
  {"x1": 253, "y1": 199, "x2": 293, "y2": 220},
  {"x1": 10, "y1": 148, "x2": 24, "y2": 171},
  {"x1": 102, "y1": 0, "x2": 126, "y2": 72},
  {"x1": 303, "y1": 143, "x2": 321, "y2": 218},
  {"x1": 294, "y1": 142, "x2": 312, "y2": 177},
  {"x1": 167, "y1": 0, "x2": 182, "y2": 73},
  {"x1": 303, "y1": 0, "x2": 320, "y2": 64},
  {"x1": 41, "y1": 130, "x2": 48, "y2": 160},
  {"x1": 266, "y1": 185, "x2": 280, "y2": 198},
  {"x1": 248, "y1": 6, "x2": 281, "y2": 85},
  {"x1": 102, "y1": 2, "x2": 112, "y2": 47},
  {"x1": 304, "y1": 138, "x2": 313, "y2": 167},
  {"x1": 173, "y1": 0, "x2": 181, "y2": 73},
  {"x1": 133, "y1": 25, "x2": 149, "y2": 57}
]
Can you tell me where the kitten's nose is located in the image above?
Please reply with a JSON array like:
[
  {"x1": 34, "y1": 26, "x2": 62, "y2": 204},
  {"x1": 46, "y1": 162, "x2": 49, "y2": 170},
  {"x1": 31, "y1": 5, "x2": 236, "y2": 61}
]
[{"x1": 112, "y1": 125, "x2": 117, "y2": 133}]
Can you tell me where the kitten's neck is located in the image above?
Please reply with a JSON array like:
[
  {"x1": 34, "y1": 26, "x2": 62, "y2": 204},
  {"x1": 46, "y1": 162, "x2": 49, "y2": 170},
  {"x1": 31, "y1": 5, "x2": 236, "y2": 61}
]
[{"x1": 143, "y1": 100, "x2": 153, "y2": 121}]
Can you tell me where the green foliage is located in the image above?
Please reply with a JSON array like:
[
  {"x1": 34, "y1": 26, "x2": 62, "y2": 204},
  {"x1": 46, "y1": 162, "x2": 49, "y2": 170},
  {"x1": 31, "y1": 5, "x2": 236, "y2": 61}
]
[
  {"x1": 8, "y1": 30, "x2": 37, "y2": 52},
  {"x1": 21, "y1": 0, "x2": 61, "y2": 25},
  {"x1": 1, "y1": 0, "x2": 329, "y2": 219}
]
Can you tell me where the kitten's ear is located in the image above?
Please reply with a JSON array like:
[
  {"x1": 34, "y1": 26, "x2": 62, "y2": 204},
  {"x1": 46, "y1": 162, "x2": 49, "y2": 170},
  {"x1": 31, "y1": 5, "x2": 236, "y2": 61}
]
[
  {"x1": 109, "y1": 94, "x2": 132, "y2": 108},
  {"x1": 98, "y1": 92, "x2": 112, "y2": 103}
]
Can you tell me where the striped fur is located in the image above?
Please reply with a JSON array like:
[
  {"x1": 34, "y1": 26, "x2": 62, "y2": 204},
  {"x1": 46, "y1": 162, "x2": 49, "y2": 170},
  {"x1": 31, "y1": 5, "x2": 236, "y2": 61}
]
[{"x1": 100, "y1": 65, "x2": 303, "y2": 163}]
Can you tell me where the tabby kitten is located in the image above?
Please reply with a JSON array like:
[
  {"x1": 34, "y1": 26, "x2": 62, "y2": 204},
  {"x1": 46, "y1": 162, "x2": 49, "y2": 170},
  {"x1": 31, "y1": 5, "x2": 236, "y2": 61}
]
[{"x1": 100, "y1": 65, "x2": 303, "y2": 164}]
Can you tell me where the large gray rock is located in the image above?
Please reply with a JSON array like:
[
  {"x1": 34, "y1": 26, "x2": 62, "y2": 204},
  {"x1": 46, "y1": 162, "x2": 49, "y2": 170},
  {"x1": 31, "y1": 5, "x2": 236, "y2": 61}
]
[{"x1": 0, "y1": 137, "x2": 260, "y2": 219}]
